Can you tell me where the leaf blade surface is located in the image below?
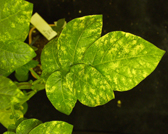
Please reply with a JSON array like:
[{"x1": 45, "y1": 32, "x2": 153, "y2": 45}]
[
  {"x1": 0, "y1": 40, "x2": 36, "y2": 73},
  {"x1": 83, "y1": 31, "x2": 165, "y2": 91},
  {"x1": 0, "y1": 76, "x2": 25, "y2": 110},
  {"x1": 46, "y1": 71, "x2": 77, "y2": 115},
  {"x1": 57, "y1": 15, "x2": 102, "y2": 69},
  {"x1": 29, "y1": 121, "x2": 73, "y2": 134},
  {"x1": 67, "y1": 64, "x2": 115, "y2": 107},
  {"x1": 0, "y1": 0, "x2": 33, "y2": 41}
]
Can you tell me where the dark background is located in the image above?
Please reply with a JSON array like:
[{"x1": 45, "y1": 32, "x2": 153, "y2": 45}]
[{"x1": 1, "y1": 0, "x2": 168, "y2": 133}]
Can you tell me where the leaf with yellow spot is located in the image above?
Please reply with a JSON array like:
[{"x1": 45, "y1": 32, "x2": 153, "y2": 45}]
[
  {"x1": 0, "y1": 0, "x2": 33, "y2": 41},
  {"x1": 66, "y1": 64, "x2": 115, "y2": 107},
  {"x1": 0, "y1": 40, "x2": 36, "y2": 75},
  {"x1": 46, "y1": 71, "x2": 77, "y2": 115},
  {"x1": 57, "y1": 15, "x2": 102, "y2": 69},
  {"x1": 0, "y1": 109, "x2": 23, "y2": 129},
  {"x1": 83, "y1": 31, "x2": 165, "y2": 91},
  {"x1": 41, "y1": 38, "x2": 60, "y2": 81},
  {"x1": 0, "y1": 75, "x2": 26, "y2": 110},
  {"x1": 16, "y1": 118, "x2": 42, "y2": 134},
  {"x1": 29, "y1": 121, "x2": 73, "y2": 134}
]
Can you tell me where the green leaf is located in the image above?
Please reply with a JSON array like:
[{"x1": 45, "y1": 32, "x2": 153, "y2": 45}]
[
  {"x1": 67, "y1": 64, "x2": 115, "y2": 107},
  {"x1": 0, "y1": 68, "x2": 14, "y2": 77},
  {"x1": 15, "y1": 60, "x2": 39, "y2": 81},
  {"x1": 14, "y1": 102, "x2": 28, "y2": 115},
  {"x1": 46, "y1": 71, "x2": 77, "y2": 115},
  {"x1": 0, "y1": 75, "x2": 25, "y2": 110},
  {"x1": 3, "y1": 131, "x2": 15, "y2": 134},
  {"x1": 0, "y1": 40, "x2": 36, "y2": 73},
  {"x1": 16, "y1": 118, "x2": 42, "y2": 134},
  {"x1": 52, "y1": 18, "x2": 66, "y2": 34},
  {"x1": 41, "y1": 38, "x2": 60, "y2": 81},
  {"x1": 0, "y1": 0, "x2": 33, "y2": 41},
  {"x1": 57, "y1": 15, "x2": 102, "y2": 69},
  {"x1": 0, "y1": 109, "x2": 23, "y2": 129},
  {"x1": 83, "y1": 31, "x2": 165, "y2": 91},
  {"x1": 29, "y1": 121, "x2": 73, "y2": 134}
]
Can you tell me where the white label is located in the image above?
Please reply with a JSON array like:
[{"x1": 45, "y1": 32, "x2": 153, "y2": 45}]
[{"x1": 31, "y1": 12, "x2": 57, "y2": 40}]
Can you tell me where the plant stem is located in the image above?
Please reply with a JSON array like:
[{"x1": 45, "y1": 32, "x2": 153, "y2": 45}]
[
  {"x1": 11, "y1": 105, "x2": 16, "y2": 123},
  {"x1": 21, "y1": 90, "x2": 37, "y2": 105},
  {"x1": 17, "y1": 82, "x2": 32, "y2": 89},
  {"x1": 29, "y1": 68, "x2": 40, "y2": 79}
]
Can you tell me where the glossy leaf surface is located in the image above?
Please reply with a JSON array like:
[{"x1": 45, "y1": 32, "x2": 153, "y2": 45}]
[
  {"x1": 83, "y1": 31, "x2": 165, "y2": 91},
  {"x1": 57, "y1": 15, "x2": 102, "y2": 69},
  {"x1": 0, "y1": 0, "x2": 33, "y2": 41},
  {"x1": 41, "y1": 38, "x2": 60, "y2": 81},
  {"x1": 16, "y1": 118, "x2": 42, "y2": 134},
  {"x1": 67, "y1": 64, "x2": 115, "y2": 107},
  {"x1": 46, "y1": 71, "x2": 77, "y2": 115},
  {"x1": 0, "y1": 40, "x2": 36, "y2": 74},
  {"x1": 0, "y1": 75, "x2": 25, "y2": 110},
  {"x1": 29, "y1": 121, "x2": 73, "y2": 134}
]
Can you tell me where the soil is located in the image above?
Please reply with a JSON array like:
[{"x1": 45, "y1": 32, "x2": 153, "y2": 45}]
[{"x1": 30, "y1": 29, "x2": 49, "y2": 76}]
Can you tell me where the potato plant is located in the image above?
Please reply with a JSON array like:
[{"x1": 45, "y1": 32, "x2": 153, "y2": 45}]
[{"x1": 0, "y1": 0, "x2": 165, "y2": 134}]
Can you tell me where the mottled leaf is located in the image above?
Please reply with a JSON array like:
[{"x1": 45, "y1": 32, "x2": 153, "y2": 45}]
[
  {"x1": 0, "y1": 109, "x2": 23, "y2": 129},
  {"x1": 67, "y1": 64, "x2": 115, "y2": 107},
  {"x1": 29, "y1": 121, "x2": 73, "y2": 134},
  {"x1": 57, "y1": 15, "x2": 102, "y2": 69},
  {"x1": 41, "y1": 38, "x2": 60, "y2": 81},
  {"x1": 46, "y1": 71, "x2": 77, "y2": 115},
  {"x1": 83, "y1": 31, "x2": 165, "y2": 91},
  {"x1": 16, "y1": 118, "x2": 42, "y2": 134},
  {"x1": 0, "y1": 75, "x2": 25, "y2": 110},
  {"x1": 0, "y1": 40, "x2": 36, "y2": 73},
  {"x1": 0, "y1": 0, "x2": 33, "y2": 41},
  {"x1": 15, "y1": 60, "x2": 39, "y2": 81}
]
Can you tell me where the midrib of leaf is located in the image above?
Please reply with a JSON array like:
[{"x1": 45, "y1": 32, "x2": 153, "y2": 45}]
[
  {"x1": 93, "y1": 54, "x2": 160, "y2": 66},
  {"x1": 51, "y1": 40, "x2": 61, "y2": 68},
  {"x1": 73, "y1": 72, "x2": 110, "y2": 101},
  {"x1": 0, "y1": 87, "x2": 17, "y2": 96},
  {"x1": 60, "y1": 77, "x2": 65, "y2": 101},
  {"x1": 99, "y1": 35, "x2": 125, "y2": 63},
  {"x1": 72, "y1": 19, "x2": 98, "y2": 64},
  {"x1": 72, "y1": 65, "x2": 112, "y2": 91},
  {"x1": 0, "y1": 8, "x2": 22, "y2": 23}
]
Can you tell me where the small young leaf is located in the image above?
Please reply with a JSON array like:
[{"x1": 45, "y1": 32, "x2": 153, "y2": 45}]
[
  {"x1": 46, "y1": 71, "x2": 77, "y2": 115},
  {"x1": 0, "y1": 75, "x2": 25, "y2": 110},
  {"x1": 16, "y1": 118, "x2": 42, "y2": 134},
  {"x1": 0, "y1": 0, "x2": 33, "y2": 41},
  {"x1": 29, "y1": 121, "x2": 73, "y2": 134},
  {"x1": 83, "y1": 31, "x2": 165, "y2": 91},
  {"x1": 67, "y1": 64, "x2": 115, "y2": 107},
  {"x1": 15, "y1": 60, "x2": 39, "y2": 81},
  {"x1": 0, "y1": 40, "x2": 36, "y2": 73},
  {"x1": 41, "y1": 38, "x2": 60, "y2": 81},
  {"x1": 57, "y1": 15, "x2": 102, "y2": 69},
  {"x1": 14, "y1": 102, "x2": 28, "y2": 115},
  {"x1": 52, "y1": 18, "x2": 66, "y2": 34}
]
